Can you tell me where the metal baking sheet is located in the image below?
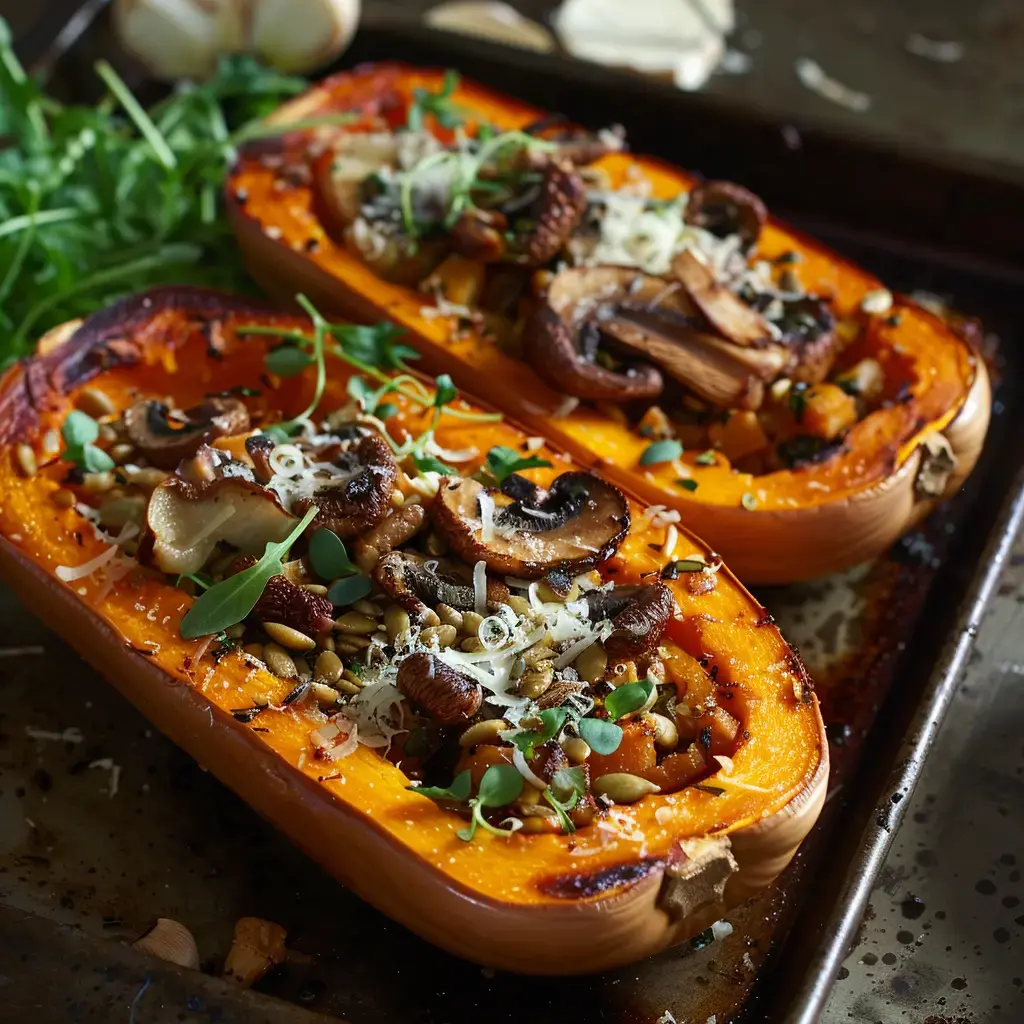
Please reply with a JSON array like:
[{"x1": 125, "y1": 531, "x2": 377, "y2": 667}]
[{"x1": 2, "y1": 13, "x2": 1023, "y2": 1024}]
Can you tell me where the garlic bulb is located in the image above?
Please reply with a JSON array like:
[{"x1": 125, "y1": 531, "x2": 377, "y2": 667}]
[
  {"x1": 113, "y1": 0, "x2": 361, "y2": 81},
  {"x1": 425, "y1": 2, "x2": 555, "y2": 52}
]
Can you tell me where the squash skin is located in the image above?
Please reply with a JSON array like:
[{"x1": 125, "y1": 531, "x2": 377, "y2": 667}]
[
  {"x1": 0, "y1": 289, "x2": 827, "y2": 973},
  {"x1": 226, "y1": 64, "x2": 991, "y2": 583}
]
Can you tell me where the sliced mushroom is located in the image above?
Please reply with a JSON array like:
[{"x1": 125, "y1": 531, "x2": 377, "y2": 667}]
[
  {"x1": 671, "y1": 251, "x2": 773, "y2": 349},
  {"x1": 146, "y1": 476, "x2": 295, "y2": 576},
  {"x1": 375, "y1": 550, "x2": 509, "y2": 621},
  {"x1": 775, "y1": 297, "x2": 843, "y2": 384},
  {"x1": 293, "y1": 433, "x2": 398, "y2": 540},
  {"x1": 123, "y1": 397, "x2": 250, "y2": 470},
  {"x1": 587, "y1": 582, "x2": 675, "y2": 659},
  {"x1": 432, "y1": 472, "x2": 630, "y2": 579},
  {"x1": 522, "y1": 117, "x2": 625, "y2": 165},
  {"x1": 245, "y1": 433, "x2": 276, "y2": 483},
  {"x1": 684, "y1": 180, "x2": 767, "y2": 250}
]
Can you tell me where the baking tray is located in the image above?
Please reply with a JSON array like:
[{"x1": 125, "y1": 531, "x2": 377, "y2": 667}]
[{"x1": 2, "y1": 12, "x2": 1024, "y2": 1024}]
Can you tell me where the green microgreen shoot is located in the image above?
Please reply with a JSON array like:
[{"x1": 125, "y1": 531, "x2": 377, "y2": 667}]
[
  {"x1": 179, "y1": 506, "x2": 317, "y2": 638},
  {"x1": 408, "y1": 764, "x2": 524, "y2": 843},
  {"x1": 604, "y1": 678, "x2": 657, "y2": 720},
  {"x1": 577, "y1": 717, "x2": 623, "y2": 755},
  {"x1": 510, "y1": 708, "x2": 566, "y2": 760},
  {"x1": 639, "y1": 439, "x2": 683, "y2": 466},
  {"x1": 410, "y1": 769, "x2": 473, "y2": 803},
  {"x1": 544, "y1": 766, "x2": 588, "y2": 834},
  {"x1": 406, "y1": 70, "x2": 464, "y2": 132},
  {"x1": 175, "y1": 572, "x2": 212, "y2": 591},
  {"x1": 60, "y1": 410, "x2": 114, "y2": 473},
  {"x1": 694, "y1": 450, "x2": 718, "y2": 466},
  {"x1": 676, "y1": 478, "x2": 699, "y2": 492},
  {"x1": 478, "y1": 445, "x2": 552, "y2": 488}
]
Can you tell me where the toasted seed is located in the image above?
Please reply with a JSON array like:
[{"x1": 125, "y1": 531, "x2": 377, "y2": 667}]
[
  {"x1": 458, "y1": 719, "x2": 508, "y2": 748},
  {"x1": 335, "y1": 677, "x2": 362, "y2": 695},
  {"x1": 353, "y1": 598, "x2": 382, "y2": 617},
  {"x1": 515, "y1": 786, "x2": 542, "y2": 812},
  {"x1": 384, "y1": 604, "x2": 411, "y2": 643},
  {"x1": 525, "y1": 644, "x2": 557, "y2": 669},
  {"x1": 317, "y1": 632, "x2": 336, "y2": 652},
  {"x1": 263, "y1": 622, "x2": 316, "y2": 651},
  {"x1": 52, "y1": 488, "x2": 76, "y2": 508},
  {"x1": 425, "y1": 531, "x2": 447, "y2": 557},
  {"x1": 643, "y1": 712, "x2": 679, "y2": 750},
  {"x1": 312, "y1": 681, "x2": 344, "y2": 707},
  {"x1": 315, "y1": 650, "x2": 344, "y2": 684},
  {"x1": 461, "y1": 637, "x2": 487, "y2": 653},
  {"x1": 125, "y1": 466, "x2": 169, "y2": 489},
  {"x1": 341, "y1": 669, "x2": 367, "y2": 688},
  {"x1": 519, "y1": 815, "x2": 555, "y2": 833},
  {"x1": 15, "y1": 444, "x2": 36, "y2": 478},
  {"x1": 263, "y1": 643, "x2": 297, "y2": 679},
  {"x1": 436, "y1": 603, "x2": 464, "y2": 629},
  {"x1": 561, "y1": 736, "x2": 592, "y2": 764},
  {"x1": 518, "y1": 801, "x2": 557, "y2": 819},
  {"x1": 420, "y1": 608, "x2": 441, "y2": 628},
  {"x1": 460, "y1": 611, "x2": 484, "y2": 636},
  {"x1": 243, "y1": 643, "x2": 265, "y2": 662},
  {"x1": 224, "y1": 623, "x2": 246, "y2": 640},
  {"x1": 518, "y1": 662, "x2": 554, "y2": 699},
  {"x1": 295, "y1": 658, "x2": 312, "y2": 682},
  {"x1": 421, "y1": 624, "x2": 457, "y2": 649},
  {"x1": 573, "y1": 642, "x2": 608, "y2": 683},
  {"x1": 506, "y1": 596, "x2": 531, "y2": 618},
  {"x1": 302, "y1": 583, "x2": 329, "y2": 596},
  {"x1": 536, "y1": 580, "x2": 581, "y2": 604},
  {"x1": 77, "y1": 387, "x2": 116, "y2": 418},
  {"x1": 82, "y1": 471, "x2": 116, "y2": 495},
  {"x1": 593, "y1": 773, "x2": 661, "y2": 804},
  {"x1": 336, "y1": 637, "x2": 371, "y2": 656},
  {"x1": 390, "y1": 488, "x2": 405, "y2": 508},
  {"x1": 98, "y1": 424, "x2": 119, "y2": 443},
  {"x1": 335, "y1": 611, "x2": 378, "y2": 635},
  {"x1": 110, "y1": 443, "x2": 134, "y2": 463}
]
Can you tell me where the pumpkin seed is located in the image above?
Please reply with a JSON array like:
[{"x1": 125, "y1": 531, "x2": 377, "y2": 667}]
[
  {"x1": 384, "y1": 605, "x2": 411, "y2": 643},
  {"x1": 314, "y1": 650, "x2": 344, "y2": 684},
  {"x1": 643, "y1": 712, "x2": 679, "y2": 750},
  {"x1": 335, "y1": 611, "x2": 378, "y2": 635},
  {"x1": 82, "y1": 471, "x2": 116, "y2": 495},
  {"x1": 77, "y1": 387, "x2": 116, "y2": 418},
  {"x1": 460, "y1": 611, "x2": 484, "y2": 636},
  {"x1": 573, "y1": 642, "x2": 607, "y2": 683},
  {"x1": 263, "y1": 643, "x2": 297, "y2": 679},
  {"x1": 110, "y1": 443, "x2": 135, "y2": 463},
  {"x1": 420, "y1": 624, "x2": 457, "y2": 649},
  {"x1": 506, "y1": 596, "x2": 531, "y2": 618},
  {"x1": 458, "y1": 719, "x2": 508, "y2": 748},
  {"x1": 436, "y1": 603, "x2": 464, "y2": 629},
  {"x1": 243, "y1": 643, "x2": 265, "y2": 662},
  {"x1": 312, "y1": 681, "x2": 344, "y2": 707},
  {"x1": 52, "y1": 488, "x2": 76, "y2": 508},
  {"x1": 302, "y1": 583, "x2": 329, "y2": 596},
  {"x1": 294, "y1": 658, "x2": 312, "y2": 682},
  {"x1": 352, "y1": 598, "x2": 382, "y2": 617},
  {"x1": 341, "y1": 669, "x2": 367, "y2": 688},
  {"x1": 593, "y1": 773, "x2": 661, "y2": 804},
  {"x1": 15, "y1": 444, "x2": 36, "y2": 478},
  {"x1": 561, "y1": 736, "x2": 592, "y2": 764},
  {"x1": 317, "y1": 633, "x2": 336, "y2": 652},
  {"x1": 263, "y1": 622, "x2": 316, "y2": 651},
  {"x1": 517, "y1": 662, "x2": 554, "y2": 699},
  {"x1": 519, "y1": 816, "x2": 554, "y2": 833},
  {"x1": 460, "y1": 637, "x2": 486, "y2": 653},
  {"x1": 224, "y1": 623, "x2": 246, "y2": 640}
]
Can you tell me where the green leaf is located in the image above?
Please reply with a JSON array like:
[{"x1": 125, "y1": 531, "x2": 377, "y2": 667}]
[
  {"x1": 512, "y1": 708, "x2": 566, "y2": 759},
  {"x1": 676, "y1": 478, "x2": 699, "y2": 492},
  {"x1": 176, "y1": 572, "x2": 211, "y2": 591},
  {"x1": 331, "y1": 322, "x2": 415, "y2": 370},
  {"x1": 550, "y1": 765, "x2": 587, "y2": 802},
  {"x1": 327, "y1": 573, "x2": 373, "y2": 607},
  {"x1": 407, "y1": 70, "x2": 464, "y2": 132},
  {"x1": 661, "y1": 557, "x2": 707, "y2": 578},
  {"x1": 61, "y1": 410, "x2": 99, "y2": 447},
  {"x1": 375, "y1": 402, "x2": 399, "y2": 421},
  {"x1": 408, "y1": 769, "x2": 472, "y2": 803},
  {"x1": 604, "y1": 679, "x2": 656, "y2": 721},
  {"x1": 639, "y1": 439, "x2": 683, "y2": 466},
  {"x1": 577, "y1": 717, "x2": 623, "y2": 755},
  {"x1": 80, "y1": 444, "x2": 115, "y2": 473},
  {"x1": 433, "y1": 373, "x2": 457, "y2": 408},
  {"x1": 694, "y1": 450, "x2": 717, "y2": 466},
  {"x1": 412, "y1": 453, "x2": 456, "y2": 477},
  {"x1": 265, "y1": 344, "x2": 313, "y2": 377},
  {"x1": 346, "y1": 375, "x2": 375, "y2": 405},
  {"x1": 180, "y1": 506, "x2": 317, "y2": 638},
  {"x1": 308, "y1": 528, "x2": 358, "y2": 580},
  {"x1": 476, "y1": 763, "x2": 524, "y2": 808},
  {"x1": 482, "y1": 445, "x2": 552, "y2": 486}
]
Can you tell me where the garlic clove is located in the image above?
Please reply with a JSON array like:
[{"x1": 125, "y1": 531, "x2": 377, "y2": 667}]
[
  {"x1": 250, "y1": 0, "x2": 361, "y2": 75},
  {"x1": 132, "y1": 917, "x2": 201, "y2": 969},
  {"x1": 425, "y1": 2, "x2": 556, "y2": 52}
]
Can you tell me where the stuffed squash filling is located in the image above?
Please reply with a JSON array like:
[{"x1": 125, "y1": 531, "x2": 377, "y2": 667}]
[
  {"x1": 295, "y1": 72, "x2": 904, "y2": 477},
  {"x1": 39, "y1": 302, "x2": 751, "y2": 842}
]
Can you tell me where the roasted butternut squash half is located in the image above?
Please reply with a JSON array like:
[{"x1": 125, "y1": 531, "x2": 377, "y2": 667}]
[
  {"x1": 0, "y1": 288, "x2": 826, "y2": 973},
  {"x1": 227, "y1": 64, "x2": 991, "y2": 583}
]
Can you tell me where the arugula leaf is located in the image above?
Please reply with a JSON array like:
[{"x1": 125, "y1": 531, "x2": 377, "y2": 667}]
[
  {"x1": 605, "y1": 679, "x2": 656, "y2": 720},
  {"x1": 577, "y1": 717, "x2": 623, "y2": 755},
  {"x1": 480, "y1": 445, "x2": 552, "y2": 487},
  {"x1": 180, "y1": 506, "x2": 317, "y2": 638},
  {"x1": 327, "y1": 574, "x2": 373, "y2": 607},
  {"x1": 409, "y1": 769, "x2": 473, "y2": 803},
  {"x1": 639, "y1": 439, "x2": 683, "y2": 466},
  {"x1": 308, "y1": 528, "x2": 358, "y2": 580}
]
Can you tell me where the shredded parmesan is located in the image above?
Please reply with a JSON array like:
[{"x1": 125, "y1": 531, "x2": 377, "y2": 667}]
[
  {"x1": 473, "y1": 559, "x2": 489, "y2": 615},
  {"x1": 55, "y1": 544, "x2": 120, "y2": 582}
]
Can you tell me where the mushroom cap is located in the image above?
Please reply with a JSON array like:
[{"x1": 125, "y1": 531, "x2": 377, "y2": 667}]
[
  {"x1": 432, "y1": 471, "x2": 630, "y2": 579},
  {"x1": 124, "y1": 397, "x2": 250, "y2": 470}
]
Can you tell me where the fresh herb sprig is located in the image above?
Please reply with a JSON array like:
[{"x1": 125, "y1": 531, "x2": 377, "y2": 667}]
[
  {"x1": 410, "y1": 764, "x2": 524, "y2": 843},
  {"x1": 307, "y1": 526, "x2": 373, "y2": 607},
  {"x1": 478, "y1": 445, "x2": 552, "y2": 488},
  {"x1": 0, "y1": 22, "x2": 333, "y2": 366},
  {"x1": 406, "y1": 70, "x2": 465, "y2": 132},
  {"x1": 180, "y1": 506, "x2": 318, "y2": 638},
  {"x1": 61, "y1": 411, "x2": 114, "y2": 473}
]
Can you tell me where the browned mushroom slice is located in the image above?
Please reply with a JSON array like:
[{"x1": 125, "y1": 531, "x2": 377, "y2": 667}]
[
  {"x1": 684, "y1": 180, "x2": 767, "y2": 249},
  {"x1": 432, "y1": 472, "x2": 630, "y2": 579},
  {"x1": 672, "y1": 251, "x2": 772, "y2": 349},
  {"x1": 124, "y1": 397, "x2": 250, "y2": 470},
  {"x1": 375, "y1": 551, "x2": 509, "y2": 621},
  {"x1": 293, "y1": 434, "x2": 398, "y2": 540},
  {"x1": 145, "y1": 477, "x2": 296, "y2": 576},
  {"x1": 776, "y1": 297, "x2": 844, "y2": 385},
  {"x1": 587, "y1": 582, "x2": 676, "y2": 659}
]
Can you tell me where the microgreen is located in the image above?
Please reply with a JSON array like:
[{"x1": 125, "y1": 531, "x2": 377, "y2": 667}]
[
  {"x1": 60, "y1": 411, "x2": 114, "y2": 473},
  {"x1": 639, "y1": 439, "x2": 683, "y2": 466},
  {"x1": 265, "y1": 344, "x2": 314, "y2": 378},
  {"x1": 327, "y1": 573, "x2": 373, "y2": 608},
  {"x1": 175, "y1": 572, "x2": 212, "y2": 591},
  {"x1": 577, "y1": 717, "x2": 623, "y2": 755},
  {"x1": 180, "y1": 506, "x2": 317, "y2": 638},
  {"x1": 694, "y1": 450, "x2": 718, "y2": 466},
  {"x1": 406, "y1": 70, "x2": 464, "y2": 132},
  {"x1": 511, "y1": 708, "x2": 566, "y2": 759},
  {"x1": 479, "y1": 445, "x2": 552, "y2": 487},
  {"x1": 457, "y1": 764, "x2": 524, "y2": 842},
  {"x1": 789, "y1": 382, "x2": 809, "y2": 421},
  {"x1": 0, "y1": 27, "x2": 319, "y2": 366},
  {"x1": 433, "y1": 373, "x2": 458, "y2": 410},
  {"x1": 308, "y1": 528, "x2": 358, "y2": 580},
  {"x1": 660, "y1": 557, "x2": 707, "y2": 579},
  {"x1": 544, "y1": 766, "x2": 587, "y2": 834},
  {"x1": 605, "y1": 678, "x2": 656, "y2": 721},
  {"x1": 411, "y1": 452, "x2": 457, "y2": 477},
  {"x1": 676, "y1": 478, "x2": 699, "y2": 492},
  {"x1": 410, "y1": 769, "x2": 473, "y2": 803}
]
